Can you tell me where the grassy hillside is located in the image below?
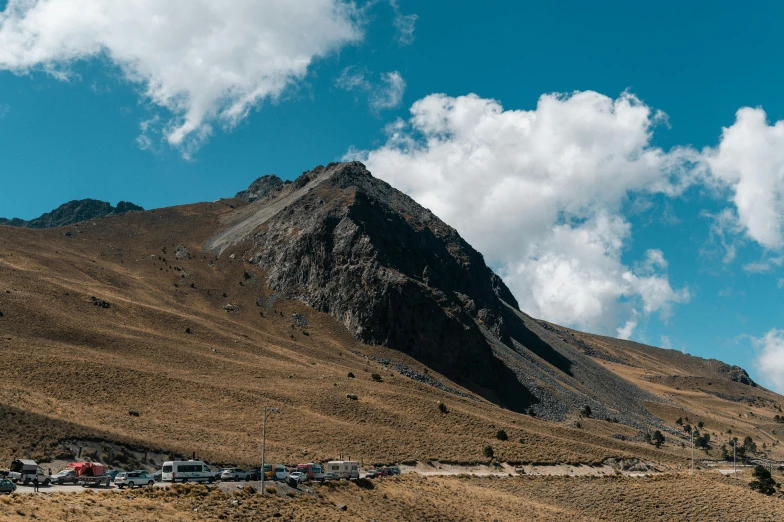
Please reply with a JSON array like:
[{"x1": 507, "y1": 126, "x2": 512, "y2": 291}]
[{"x1": 0, "y1": 201, "x2": 783, "y2": 519}]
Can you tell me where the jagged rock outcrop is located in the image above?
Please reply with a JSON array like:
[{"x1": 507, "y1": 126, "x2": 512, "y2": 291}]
[
  {"x1": 209, "y1": 162, "x2": 535, "y2": 411},
  {"x1": 234, "y1": 174, "x2": 284, "y2": 203},
  {"x1": 0, "y1": 199, "x2": 143, "y2": 228},
  {"x1": 205, "y1": 162, "x2": 676, "y2": 422}
]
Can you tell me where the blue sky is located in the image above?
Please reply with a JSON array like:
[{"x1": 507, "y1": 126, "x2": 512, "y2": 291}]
[{"x1": 1, "y1": 0, "x2": 784, "y2": 390}]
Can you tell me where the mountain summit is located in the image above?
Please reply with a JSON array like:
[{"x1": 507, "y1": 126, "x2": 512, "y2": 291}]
[
  {"x1": 207, "y1": 162, "x2": 694, "y2": 424},
  {"x1": 0, "y1": 199, "x2": 143, "y2": 228}
]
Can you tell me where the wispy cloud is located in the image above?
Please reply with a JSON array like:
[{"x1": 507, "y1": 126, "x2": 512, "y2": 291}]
[
  {"x1": 335, "y1": 67, "x2": 406, "y2": 112},
  {"x1": 390, "y1": 0, "x2": 417, "y2": 45}
]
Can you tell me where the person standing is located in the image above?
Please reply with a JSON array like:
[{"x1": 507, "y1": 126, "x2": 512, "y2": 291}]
[{"x1": 32, "y1": 474, "x2": 39, "y2": 492}]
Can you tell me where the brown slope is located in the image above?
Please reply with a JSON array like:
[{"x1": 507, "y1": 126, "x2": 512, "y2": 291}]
[{"x1": 0, "y1": 202, "x2": 676, "y2": 470}]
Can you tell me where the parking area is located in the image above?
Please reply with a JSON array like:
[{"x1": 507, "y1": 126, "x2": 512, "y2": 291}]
[{"x1": 9, "y1": 479, "x2": 312, "y2": 496}]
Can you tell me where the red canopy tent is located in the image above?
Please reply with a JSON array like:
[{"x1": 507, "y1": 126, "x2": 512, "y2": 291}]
[{"x1": 66, "y1": 462, "x2": 105, "y2": 477}]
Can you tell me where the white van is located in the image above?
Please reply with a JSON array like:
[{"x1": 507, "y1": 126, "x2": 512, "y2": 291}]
[
  {"x1": 325, "y1": 460, "x2": 359, "y2": 479},
  {"x1": 161, "y1": 460, "x2": 215, "y2": 483}
]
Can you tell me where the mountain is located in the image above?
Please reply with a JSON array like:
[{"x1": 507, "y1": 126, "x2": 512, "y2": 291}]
[
  {"x1": 0, "y1": 162, "x2": 781, "y2": 519},
  {"x1": 206, "y1": 162, "x2": 698, "y2": 429},
  {"x1": 0, "y1": 199, "x2": 143, "y2": 228},
  {"x1": 234, "y1": 174, "x2": 284, "y2": 203}
]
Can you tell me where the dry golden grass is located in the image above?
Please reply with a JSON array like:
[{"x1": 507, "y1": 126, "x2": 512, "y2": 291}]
[
  {"x1": 2, "y1": 202, "x2": 784, "y2": 520},
  {"x1": 0, "y1": 203, "x2": 690, "y2": 469},
  {"x1": 1, "y1": 474, "x2": 782, "y2": 521}
]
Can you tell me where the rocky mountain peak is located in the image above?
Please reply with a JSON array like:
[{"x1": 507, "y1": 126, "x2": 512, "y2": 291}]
[
  {"x1": 0, "y1": 199, "x2": 144, "y2": 229},
  {"x1": 234, "y1": 174, "x2": 284, "y2": 203}
]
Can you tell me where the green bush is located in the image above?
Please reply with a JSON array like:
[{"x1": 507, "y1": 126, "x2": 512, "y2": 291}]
[
  {"x1": 371, "y1": 373, "x2": 382, "y2": 382},
  {"x1": 496, "y1": 429, "x2": 508, "y2": 441},
  {"x1": 483, "y1": 445, "x2": 494, "y2": 458},
  {"x1": 438, "y1": 402, "x2": 448, "y2": 414},
  {"x1": 749, "y1": 465, "x2": 777, "y2": 495}
]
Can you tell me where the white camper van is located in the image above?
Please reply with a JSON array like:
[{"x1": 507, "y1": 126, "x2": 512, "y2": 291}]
[
  {"x1": 8, "y1": 460, "x2": 51, "y2": 485},
  {"x1": 161, "y1": 460, "x2": 215, "y2": 483},
  {"x1": 325, "y1": 460, "x2": 359, "y2": 480}
]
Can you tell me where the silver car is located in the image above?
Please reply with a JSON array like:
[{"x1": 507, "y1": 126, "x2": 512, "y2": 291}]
[
  {"x1": 114, "y1": 471, "x2": 154, "y2": 488},
  {"x1": 220, "y1": 468, "x2": 250, "y2": 481}
]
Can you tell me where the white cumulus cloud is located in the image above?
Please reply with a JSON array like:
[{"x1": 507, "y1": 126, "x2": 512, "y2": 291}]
[
  {"x1": 351, "y1": 91, "x2": 694, "y2": 335},
  {"x1": 753, "y1": 329, "x2": 784, "y2": 393},
  {"x1": 704, "y1": 107, "x2": 784, "y2": 250},
  {"x1": 0, "y1": 0, "x2": 362, "y2": 153}
]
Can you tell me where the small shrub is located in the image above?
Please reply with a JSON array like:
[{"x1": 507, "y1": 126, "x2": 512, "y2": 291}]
[
  {"x1": 750, "y1": 465, "x2": 777, "y2": 495},
  {"x1": 438, "y1": 402, "x2": 448, "y2": 414},
  {"x1": 575, "y1": 421, "x2": 582, "y2": 429},
  {"x1": 676, "y1": 417, "x2": 683, "y2": 425},
  {"x1": 347, "y1": 372, "x2": 355, "y2": 378},
  {"x1": 483, "y1": 445, "x2": 494, "y2": 458},
  {"x1": 519, "y1": 438, "x2": 525, "y2": 444},
  {"x1": 265, "y1": 486, "x2": 277, "y2": 494},
  {"x1": 652, "y1": 430, "x2": 665, "y2": 448},
  {"x1": 580, "y1": 405, "x2": 592, "y2": 418},
  {"x1": 371, "y1": 373, "x2": 383, "y2": 382},
  {"x1": 185, "y1": 328, "x2": 191, "y2": 334},
  {"x1": 496, "y1": 429, "x2": 508, "y2": 441},
  {"x1": 243, "y1": 271, "x2": 251, "y2": 280}
]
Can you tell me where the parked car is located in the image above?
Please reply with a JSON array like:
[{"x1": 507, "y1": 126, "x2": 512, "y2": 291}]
[
  {"x1": 386, "y1": 466, "x2": 401, "y2": 476},
  {"x1": 323, "y1": 472, "x2": 339, "y2": 481},
  {"x1": 153, "y1": 470, "x2": 162, "y2": 482},
  {"x1": 246, "y1": 469, "x2": 259, "y2": 481},
  {"x1": 364, "y1": 469, "x2": 380, "y2": 479},
  {"x1": 0, "y1": 478, "x2": 17, "y2": 494},
  {"x1": 288, "y1": 471, "x2": 307, "y2": 483},
  {"x1": 271, "y1": 465, "x2": 289, "y2": 481},
  {"x1": 220, "y1": 468, "x2": 250, "y2": 482},
  {"x1": 114, "y1": 471, "x2": 154, "y2": 489},
  {"x1": 53, "y1": 469, "x2": 79, "y2": 485},
  {"x1": 295, "y1": 463, "x2": 324, "y2": 482},
  {"x1": 105, "y1": 470, "x2": 121, "y2": 481}
]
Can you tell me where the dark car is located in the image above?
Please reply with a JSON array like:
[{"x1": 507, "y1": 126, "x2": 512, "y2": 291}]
[
  {"x1": 53, "y1": 469, "x2": 79, "y2": 485},
  {"x1": 105, "y1": 470, "x2": 121, "y2": 481},
  {"x1": 246, "y1": 469, "x2": 259, "y2": 481},
  {"x1": 0, "y1": 479, "x2": 16, "y2": 494}
]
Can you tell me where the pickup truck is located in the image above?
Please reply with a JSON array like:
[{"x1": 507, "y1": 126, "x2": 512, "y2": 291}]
[{"x1": 65, "y1": 462, "x2": 112, "y2": 487}]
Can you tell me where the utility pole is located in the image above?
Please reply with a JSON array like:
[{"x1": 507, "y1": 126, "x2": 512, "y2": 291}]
[
  {"x1": 260, "y1": 407, "x2": 280, "y2": 495},
  {"x1": 733, "y1": 441, "x2": 736, "y2": 477},
  {"x1": 691, "y1": 430, "x2": 694, "y2": 476}
]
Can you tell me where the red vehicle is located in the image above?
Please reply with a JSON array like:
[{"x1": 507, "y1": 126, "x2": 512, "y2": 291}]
[
  {"x1": 295, "y1": 463, "x2": 324, "y2": 481},
  {"x1": 65, "y1": 462, "x2": 112, "y2": 487}
]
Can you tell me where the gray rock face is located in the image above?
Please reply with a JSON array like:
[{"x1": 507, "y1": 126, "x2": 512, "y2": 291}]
[
  {"x1": 212, "y1": 162, "x2": 535, "y2": 411},
  {"x1": 207, "y1": 162, "x2": 677, "y2": 423},
  {"x1": 0, "y1": 199, "x2": 143, "y2": 228},
  {"x1": 234, "y1": 174, "x2": 284, "y2": 203}
]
